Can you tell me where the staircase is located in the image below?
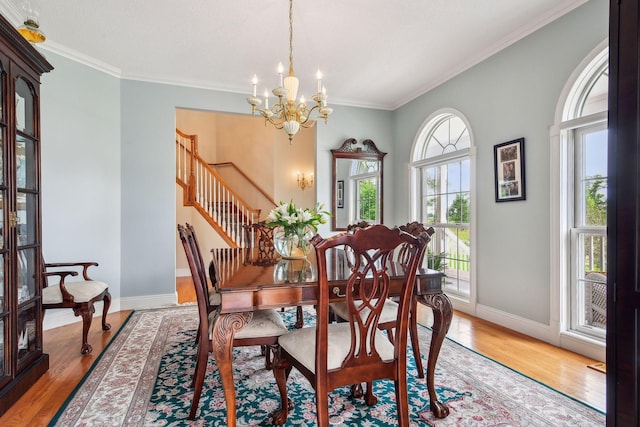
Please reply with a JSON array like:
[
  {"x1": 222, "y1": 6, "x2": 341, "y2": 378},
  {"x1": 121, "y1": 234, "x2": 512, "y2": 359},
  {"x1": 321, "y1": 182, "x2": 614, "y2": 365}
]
[{"x1": 176, "y1": 129, "x2": 261, "y2": 247}]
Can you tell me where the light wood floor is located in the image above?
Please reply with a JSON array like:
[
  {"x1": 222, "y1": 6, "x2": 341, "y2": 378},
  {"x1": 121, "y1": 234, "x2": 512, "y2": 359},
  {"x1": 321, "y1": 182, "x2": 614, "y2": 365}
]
[{"x1": 0, "y1": 279, "x2": 606, "y2": 426}]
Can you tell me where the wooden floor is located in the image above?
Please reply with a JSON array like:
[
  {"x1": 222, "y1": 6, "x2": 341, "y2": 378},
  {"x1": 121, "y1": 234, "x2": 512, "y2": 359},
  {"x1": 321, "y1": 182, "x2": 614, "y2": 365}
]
[{"x1": 0, "y1": 278, "x2": 606, "y2": 426}]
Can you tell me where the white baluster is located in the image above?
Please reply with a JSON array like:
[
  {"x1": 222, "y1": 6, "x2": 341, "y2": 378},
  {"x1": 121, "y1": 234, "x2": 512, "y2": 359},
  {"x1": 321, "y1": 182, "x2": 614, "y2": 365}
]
[{"x1": 208, "y1": 173, "x2": 213, "y2": 216}]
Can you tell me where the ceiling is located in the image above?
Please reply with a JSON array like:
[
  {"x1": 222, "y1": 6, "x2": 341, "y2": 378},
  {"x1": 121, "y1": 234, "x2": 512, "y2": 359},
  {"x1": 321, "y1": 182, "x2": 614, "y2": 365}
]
[{"x1": 4, "y1": 0, "x2": 587, "y2": 110}]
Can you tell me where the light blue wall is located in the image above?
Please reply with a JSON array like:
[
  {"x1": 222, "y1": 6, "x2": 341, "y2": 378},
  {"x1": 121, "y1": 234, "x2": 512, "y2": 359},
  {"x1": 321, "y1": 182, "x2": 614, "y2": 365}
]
[
  {"x1": 40, "y1": 53, "x2": 122, "y2": 299},
  {"x1": 392, "y1": 0, "x2": 608, "y2": 323}
]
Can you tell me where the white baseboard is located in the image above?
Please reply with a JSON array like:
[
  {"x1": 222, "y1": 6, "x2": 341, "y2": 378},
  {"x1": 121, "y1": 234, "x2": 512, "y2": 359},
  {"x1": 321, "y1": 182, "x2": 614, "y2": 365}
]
[
  {"x1": 474, "y1": 303, "x2": 552, "y2": 342},
  {"x1": 560, "y1": 331, "x2": 606, "y2": 362},
  {"x1": 119, "y1": 293, "x2": 177, "y2": 311},
  {"x1": 176, "y1": 268, "x2": 190, "y2": 277},
  {"x1": 43, "y1": 293, "x2": 177, "y2": 331},
  {"x1": 465, "y1": 303, "x2": 604, "y2": 362}
]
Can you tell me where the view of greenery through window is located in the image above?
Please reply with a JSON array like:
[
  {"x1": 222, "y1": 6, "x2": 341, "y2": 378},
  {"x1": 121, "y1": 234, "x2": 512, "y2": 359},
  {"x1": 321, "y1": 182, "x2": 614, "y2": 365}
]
[{"x1": 358, "y1": 179, "x2": 377, "y2": 221}]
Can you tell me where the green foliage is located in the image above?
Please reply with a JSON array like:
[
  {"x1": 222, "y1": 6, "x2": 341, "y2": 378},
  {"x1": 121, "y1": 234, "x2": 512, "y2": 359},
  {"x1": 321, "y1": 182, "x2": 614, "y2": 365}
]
[
  {"x1": 427, "y1": 251, "x2": 446, "y2": 271},
  {"x1": 447, "y1": 194, "x2": 470, "y2": 224},
  {"x1": 585, "y1": 176, "x2": 606, "y2": 226},
  {"x1": 359, "y1": 180, "x2": 377, "y2": 221}
]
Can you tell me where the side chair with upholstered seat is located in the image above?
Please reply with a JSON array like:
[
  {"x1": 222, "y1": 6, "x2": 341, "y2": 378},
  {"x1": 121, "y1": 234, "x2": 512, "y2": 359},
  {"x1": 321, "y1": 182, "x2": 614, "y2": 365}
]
[
  {"x1": 272, "y1": 224, "x2": 429, "y2": 426},
  {"x1": 329, "y1": 221, "x2": 434, "y2": 378},
  {"x1": 42, "y1": 260, "x2": 111, "y2": 355},
  {"x1": 177, "y1": 224, "x2": 289, "y2": 420}
]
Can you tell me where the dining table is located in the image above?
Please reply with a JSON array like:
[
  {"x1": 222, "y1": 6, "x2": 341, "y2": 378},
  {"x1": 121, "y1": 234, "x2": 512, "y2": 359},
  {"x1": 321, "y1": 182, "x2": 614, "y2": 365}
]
[{"x1": 209, "y1": 246, "x2": 453, "y2": 426}]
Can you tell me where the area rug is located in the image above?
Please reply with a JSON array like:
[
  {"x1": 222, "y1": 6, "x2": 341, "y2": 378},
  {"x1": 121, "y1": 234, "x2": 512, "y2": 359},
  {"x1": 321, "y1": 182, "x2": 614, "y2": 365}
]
[{"x1": 49, "y1": 306, "x2": 605, "y2": 426}]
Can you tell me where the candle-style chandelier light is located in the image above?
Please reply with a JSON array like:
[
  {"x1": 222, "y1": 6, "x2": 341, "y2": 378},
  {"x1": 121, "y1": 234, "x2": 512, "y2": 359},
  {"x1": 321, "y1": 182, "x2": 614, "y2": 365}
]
[{"x1": 247, "y1": 0, "x2": 332, "y2": 143}]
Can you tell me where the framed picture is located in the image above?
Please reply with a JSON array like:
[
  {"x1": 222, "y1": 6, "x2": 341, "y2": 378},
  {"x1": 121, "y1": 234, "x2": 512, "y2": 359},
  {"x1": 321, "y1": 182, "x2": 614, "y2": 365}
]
[
  {"x1": 337, "y1": 180, "x2": 344, "y2": 208},
  {"x1": 494, "y1": 138, "x2": 526, "y2": 202}
]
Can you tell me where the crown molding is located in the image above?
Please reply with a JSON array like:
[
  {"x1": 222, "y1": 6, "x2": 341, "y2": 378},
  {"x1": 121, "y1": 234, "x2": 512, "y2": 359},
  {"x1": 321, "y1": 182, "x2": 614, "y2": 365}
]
[{"x1": 0, "y1": 2, "x2": 23, "y2": 28}]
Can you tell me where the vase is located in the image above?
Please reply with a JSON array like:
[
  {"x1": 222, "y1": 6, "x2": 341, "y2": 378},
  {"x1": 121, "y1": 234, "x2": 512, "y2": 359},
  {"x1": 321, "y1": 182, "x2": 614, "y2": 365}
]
[
  {"x1": 273, "y1": 226, "x2": 314, "y2": 259},
  {"x1": 273, "y1": 258, "x2": 316, "y2": 283}
]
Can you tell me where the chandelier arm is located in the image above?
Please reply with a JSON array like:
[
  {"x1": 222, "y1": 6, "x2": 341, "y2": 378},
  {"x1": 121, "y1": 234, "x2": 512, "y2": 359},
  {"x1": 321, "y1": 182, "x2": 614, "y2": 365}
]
[{"x1": 300, "y1": 119, "x2": 317, "y2": 129}]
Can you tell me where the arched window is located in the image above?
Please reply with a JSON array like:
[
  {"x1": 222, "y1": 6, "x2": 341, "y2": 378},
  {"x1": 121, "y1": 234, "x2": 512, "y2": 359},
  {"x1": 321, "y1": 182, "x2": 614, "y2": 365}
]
[
  {"x1": 555, "y1": 46, "x2": 608, "y2": 341},
  {"x1": 410, "y1": 110, "x2": 472, "y2": 298}
]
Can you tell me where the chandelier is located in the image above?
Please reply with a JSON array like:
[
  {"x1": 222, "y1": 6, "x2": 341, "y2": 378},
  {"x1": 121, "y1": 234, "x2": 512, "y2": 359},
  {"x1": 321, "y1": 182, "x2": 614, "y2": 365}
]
[{"x1": 247, "y1": 0, "x2": 332, "y2": 143}]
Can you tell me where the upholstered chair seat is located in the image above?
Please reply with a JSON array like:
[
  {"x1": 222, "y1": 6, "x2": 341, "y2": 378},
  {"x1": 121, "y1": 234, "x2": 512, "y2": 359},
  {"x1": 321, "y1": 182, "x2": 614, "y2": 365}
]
[
  {"x1": 208, "y1": 288, "x2": 221, "y2": 306},
  {"x1": 278, "y1": 322, "x2": 394, "y2": 373},
  {"x1": 207, "y1": 309, "x2": 287, "y2": 340},
  {"x1": 42, "y1": 280, "x2": 108, "y2": 304}
]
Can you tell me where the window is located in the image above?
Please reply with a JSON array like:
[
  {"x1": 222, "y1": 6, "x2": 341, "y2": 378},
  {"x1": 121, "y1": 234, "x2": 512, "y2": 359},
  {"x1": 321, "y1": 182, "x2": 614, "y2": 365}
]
[
  {"x1": 411, "y1": 111, "x2": 472, "y2": 298},
  {"x1": 351, "y1": 160, "x2": 380, "y2": 223},
  {"x1": 559, "y1": 47, "x2": 608, "y2": 340}
]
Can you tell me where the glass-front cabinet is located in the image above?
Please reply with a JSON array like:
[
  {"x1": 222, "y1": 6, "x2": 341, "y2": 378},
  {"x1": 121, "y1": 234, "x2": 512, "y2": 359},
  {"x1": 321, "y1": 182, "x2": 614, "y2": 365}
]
[{"x1": 0, "y1": 15, "x2": 53, "y2": 415}]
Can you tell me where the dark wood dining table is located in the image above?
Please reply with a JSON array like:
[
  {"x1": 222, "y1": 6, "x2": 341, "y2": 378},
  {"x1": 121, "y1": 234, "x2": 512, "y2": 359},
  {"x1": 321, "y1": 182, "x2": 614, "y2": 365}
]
[{"x1": 210, "y1": 247, "x2": 452, "y2": 427}]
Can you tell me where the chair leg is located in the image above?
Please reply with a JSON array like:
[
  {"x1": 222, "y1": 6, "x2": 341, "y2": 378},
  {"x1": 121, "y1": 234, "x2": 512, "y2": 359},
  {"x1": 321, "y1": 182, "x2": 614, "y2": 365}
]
[
  {"x1": 315, "y1": 385, "x2": 330, "y2": 427},
  {"x1": 409, "y1": 298, "x2": 424, "y2": 379},
  {"x1": 295, "y1": 305, "x2": 304, "y2": 329},
  {"x1": 364, "y1": 381, "x2": 378, "y2": 406},
  {"x1": 272, "y1": 350, "x2": 293, "y2": 425},
  {"x1": 264, "y1": 345, "x2": 273, "y2": 370},
  {"x1": 395, "y1": 366, "x2": 410, "y2": 427},
  {"x1": 73, "y1": 304, "x2": 94, "y2": 355},
  {"x1": 194, "y1": 327, "x2": 201, "y2": 345},
  {"x1": 101, "y1": 291, "x2": 112, "y2": 331},
  {"x1": 189, "y1": 343, "x2": 209, "y2": 420}
]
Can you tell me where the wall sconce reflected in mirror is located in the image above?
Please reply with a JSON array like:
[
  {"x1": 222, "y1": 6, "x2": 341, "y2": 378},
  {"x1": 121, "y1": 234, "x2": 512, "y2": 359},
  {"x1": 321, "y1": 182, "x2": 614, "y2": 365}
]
[{"x1": 297, "y1": 172, "x2": 314, "y2": 191}]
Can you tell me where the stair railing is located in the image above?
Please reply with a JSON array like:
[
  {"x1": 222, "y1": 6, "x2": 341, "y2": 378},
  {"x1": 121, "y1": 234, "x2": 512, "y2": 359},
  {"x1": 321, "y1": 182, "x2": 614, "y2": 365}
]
[{"x1": 176, "y1": 129, "x2": 260, "y2": 247}]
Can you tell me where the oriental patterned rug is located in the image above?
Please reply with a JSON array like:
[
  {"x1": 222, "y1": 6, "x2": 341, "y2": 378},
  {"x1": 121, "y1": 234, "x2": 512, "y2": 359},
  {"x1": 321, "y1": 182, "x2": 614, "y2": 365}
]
[{"x1": 49, "y1": 306, "x2": 605, "y2": 426}]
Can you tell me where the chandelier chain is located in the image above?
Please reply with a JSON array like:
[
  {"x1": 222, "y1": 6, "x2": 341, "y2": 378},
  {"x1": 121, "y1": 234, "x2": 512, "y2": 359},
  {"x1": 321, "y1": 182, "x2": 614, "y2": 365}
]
[{"x1": 288, "y1": 0, "x2": 294, "y2": 75}]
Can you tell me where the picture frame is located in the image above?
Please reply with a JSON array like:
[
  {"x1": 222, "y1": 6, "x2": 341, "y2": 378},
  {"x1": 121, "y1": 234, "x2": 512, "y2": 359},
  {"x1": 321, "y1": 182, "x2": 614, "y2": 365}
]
[
  {"x1": 494, "y1": 138, "x2": 526, "y2": 202},
  {"x1": 337, "y1": 180, "x2": 344, "y2": 208}
]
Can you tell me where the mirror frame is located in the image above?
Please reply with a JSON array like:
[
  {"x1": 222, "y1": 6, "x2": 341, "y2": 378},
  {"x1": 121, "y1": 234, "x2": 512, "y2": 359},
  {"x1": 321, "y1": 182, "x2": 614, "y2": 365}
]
[{"x1": 331, "y1": 138, "x2": 387, "y2": 231}]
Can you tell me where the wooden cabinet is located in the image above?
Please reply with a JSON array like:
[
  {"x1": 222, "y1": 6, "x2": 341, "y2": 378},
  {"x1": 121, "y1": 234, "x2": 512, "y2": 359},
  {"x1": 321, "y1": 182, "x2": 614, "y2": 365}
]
[{"x1": 0, "y1": 15, "x2": 53, "y2": 415}]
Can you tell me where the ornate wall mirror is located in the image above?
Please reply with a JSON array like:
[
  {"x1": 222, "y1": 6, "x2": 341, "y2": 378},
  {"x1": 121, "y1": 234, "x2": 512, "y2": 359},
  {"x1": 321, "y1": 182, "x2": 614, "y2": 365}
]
[{"x1": 331, "y1": 138, "x2": 387, "y2": 231}]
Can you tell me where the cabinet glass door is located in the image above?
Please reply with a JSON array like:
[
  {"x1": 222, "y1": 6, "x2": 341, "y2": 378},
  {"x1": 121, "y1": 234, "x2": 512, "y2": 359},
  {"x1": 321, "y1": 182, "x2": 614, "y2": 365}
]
[
  {"x1": 16, "y1": 305, "x2": 37, "y2": 364},
  {"x1": 14, "y1": 75, "x2": 41, "y2": 365},
  {"x1": 15, "y1": 78, "x2": 33, "y2": 136}
]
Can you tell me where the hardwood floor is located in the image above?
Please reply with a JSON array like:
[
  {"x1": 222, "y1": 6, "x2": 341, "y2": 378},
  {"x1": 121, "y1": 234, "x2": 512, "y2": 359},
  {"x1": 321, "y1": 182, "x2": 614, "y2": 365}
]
[
  {"x1": 0, "y1": 278, "x2": 605, "y2": 426},
  {"x1": 0, "y1": 310, "x2": 132, "y2": 427}
]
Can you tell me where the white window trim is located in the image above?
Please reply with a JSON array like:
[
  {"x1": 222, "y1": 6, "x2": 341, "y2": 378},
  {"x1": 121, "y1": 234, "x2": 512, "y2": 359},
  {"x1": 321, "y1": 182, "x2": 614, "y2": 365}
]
[
  {"x1": 550, "y1": 39, "x2": 608, "y2": 361},
  {"x1": 409, "y1": 108, "x2": 477, "y2": 314}
]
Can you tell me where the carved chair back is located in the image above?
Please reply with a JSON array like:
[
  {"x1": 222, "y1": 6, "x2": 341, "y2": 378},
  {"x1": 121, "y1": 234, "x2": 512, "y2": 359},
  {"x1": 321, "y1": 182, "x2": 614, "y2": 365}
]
[{"x1": 242, "y1": 221, "x2": 279, "y2": 265}]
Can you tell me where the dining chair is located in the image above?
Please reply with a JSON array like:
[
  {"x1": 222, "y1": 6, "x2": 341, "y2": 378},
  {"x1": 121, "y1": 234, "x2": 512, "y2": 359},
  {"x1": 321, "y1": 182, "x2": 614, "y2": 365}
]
[
  {"x1": 42, "y1": 258, "x2": 111, "y2": 355},
  {"x1": 272, "y1": 224, "x2": 429, "y2": 426},
  {"x1": 185, "y1": 223, "x2": 221, "y2": 345},
  {"x1": 330, "y1": 221, "x2": 434, "y2": 379},
  {"x1": 177, "y1": 224, "x2": 289, "y2": 420},
  {"x1": 242, "y1": 221, "x2": 305, "y2": 329}
]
